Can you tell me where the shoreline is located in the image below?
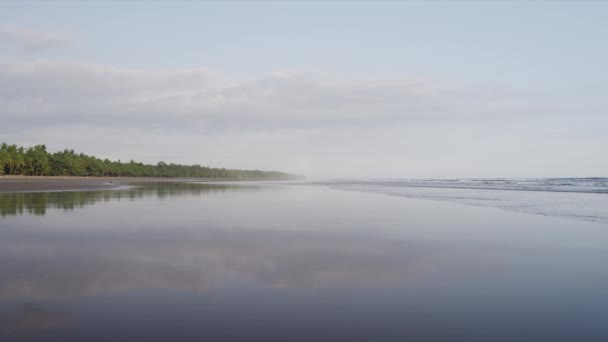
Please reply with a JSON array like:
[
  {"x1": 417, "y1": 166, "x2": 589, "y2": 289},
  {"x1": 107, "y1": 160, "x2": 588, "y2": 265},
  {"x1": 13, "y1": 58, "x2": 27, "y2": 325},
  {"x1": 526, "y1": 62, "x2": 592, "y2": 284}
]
[{"x1": 0, "y1": 176, "x2": 297, "y2": 193}]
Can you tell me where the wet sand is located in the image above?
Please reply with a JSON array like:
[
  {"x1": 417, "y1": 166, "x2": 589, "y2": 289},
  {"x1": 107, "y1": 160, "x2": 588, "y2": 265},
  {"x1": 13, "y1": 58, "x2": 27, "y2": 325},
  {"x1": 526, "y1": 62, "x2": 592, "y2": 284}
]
[
  {"x1": 0, "y1": 177, "x2": 138, "y2": 192},
  {"x1": 0, "y1": 176, "x2": 290, "y2": 193},
  {"x1": 3, "y1": 182, "x2": 608, "y2": 341},
  {"x1": 0, "y1": 176, "x2": 199, "y2": 193}
]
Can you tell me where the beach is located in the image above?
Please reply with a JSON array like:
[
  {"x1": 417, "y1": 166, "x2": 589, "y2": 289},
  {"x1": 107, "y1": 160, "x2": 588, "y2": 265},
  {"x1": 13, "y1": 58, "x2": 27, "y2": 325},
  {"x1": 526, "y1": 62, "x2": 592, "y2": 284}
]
[
  {"x1": 0, "y1": 176, "x2": 288, "y2": 193},
  {"x1": 0, "y1": 176, "x2": 129, "y2": 192},
  {"x1": 1, "y1": 181, "x2": 608, "y2": 341}
]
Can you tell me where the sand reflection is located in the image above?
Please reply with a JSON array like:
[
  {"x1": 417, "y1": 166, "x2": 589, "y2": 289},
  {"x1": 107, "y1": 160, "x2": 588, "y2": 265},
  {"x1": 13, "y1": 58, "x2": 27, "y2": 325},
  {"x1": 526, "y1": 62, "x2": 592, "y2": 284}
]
[{"x1": 0, "y1": 227, "x2": 500, "y2": 300}]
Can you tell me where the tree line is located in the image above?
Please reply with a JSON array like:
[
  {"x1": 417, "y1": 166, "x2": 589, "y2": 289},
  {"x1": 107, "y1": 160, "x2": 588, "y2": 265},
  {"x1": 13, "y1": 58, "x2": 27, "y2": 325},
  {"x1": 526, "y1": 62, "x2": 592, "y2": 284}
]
[{"x1": 0, "y1": 143, "x2": 300, "y2": 179}]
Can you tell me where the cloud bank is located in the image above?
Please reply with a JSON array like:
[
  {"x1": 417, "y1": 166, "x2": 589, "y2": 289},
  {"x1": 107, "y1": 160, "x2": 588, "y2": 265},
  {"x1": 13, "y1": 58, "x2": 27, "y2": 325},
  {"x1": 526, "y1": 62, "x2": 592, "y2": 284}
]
[
  {"x1": 0, "y1": 59, "x2": 459, "y2": 133},
  {"x1": 0, "y1": 58, "x2": 604, "y2": 178},
  {"x1": 0, "y1": 25, "x2": 74, "y2": 53}
]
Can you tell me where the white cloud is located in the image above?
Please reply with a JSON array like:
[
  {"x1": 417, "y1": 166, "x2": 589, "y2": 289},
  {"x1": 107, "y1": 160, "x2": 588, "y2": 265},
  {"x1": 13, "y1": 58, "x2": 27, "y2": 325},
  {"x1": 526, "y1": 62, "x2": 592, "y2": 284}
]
[
  {"x1": 1, "y1": 59, "x2": 605, "y2": 178},
  {"x1": 0, "y1": 25, "x2": 74, "y2": 53},
  {"x1": 0, "y1": 59, "x2": 513, "y2": 134}
]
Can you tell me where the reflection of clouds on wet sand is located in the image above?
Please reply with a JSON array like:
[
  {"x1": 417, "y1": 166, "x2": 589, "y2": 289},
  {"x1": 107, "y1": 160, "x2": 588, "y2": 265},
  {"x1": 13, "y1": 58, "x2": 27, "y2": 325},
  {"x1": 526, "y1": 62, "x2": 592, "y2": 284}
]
[
  {"x1": 0, "y1": 303, "x2": 69, "y2": 335},
  {"x1": 0, "y1": 229, "x2": 501, "y2": 300}
]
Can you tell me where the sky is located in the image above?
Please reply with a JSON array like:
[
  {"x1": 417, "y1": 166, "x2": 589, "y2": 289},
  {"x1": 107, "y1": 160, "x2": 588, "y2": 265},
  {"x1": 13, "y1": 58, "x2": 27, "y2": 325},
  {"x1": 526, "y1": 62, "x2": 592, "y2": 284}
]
[{"x1": 0, "y1": 2, "x2": 607, "y2": 179}]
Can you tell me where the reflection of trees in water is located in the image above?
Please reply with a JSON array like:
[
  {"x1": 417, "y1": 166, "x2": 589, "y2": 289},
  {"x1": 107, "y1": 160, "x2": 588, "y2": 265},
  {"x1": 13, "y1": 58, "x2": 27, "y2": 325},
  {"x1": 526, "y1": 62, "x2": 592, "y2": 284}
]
[
  {"x1": 0, "y1": 183, "x2": 264, "y2": 217},
  {"x1": 0, "y1": 191, "x2": 120, "y2": 217}
]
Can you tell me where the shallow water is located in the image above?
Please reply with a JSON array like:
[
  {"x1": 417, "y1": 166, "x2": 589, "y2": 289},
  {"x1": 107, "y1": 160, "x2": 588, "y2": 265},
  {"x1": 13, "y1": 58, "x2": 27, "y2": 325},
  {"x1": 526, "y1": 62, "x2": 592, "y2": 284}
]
[
  {"x1": 321, "y1": 178, "x2": 608, "y2": 224},
  {"x1": 1, "y1": 182, "x2": 608, "y2": 341}
]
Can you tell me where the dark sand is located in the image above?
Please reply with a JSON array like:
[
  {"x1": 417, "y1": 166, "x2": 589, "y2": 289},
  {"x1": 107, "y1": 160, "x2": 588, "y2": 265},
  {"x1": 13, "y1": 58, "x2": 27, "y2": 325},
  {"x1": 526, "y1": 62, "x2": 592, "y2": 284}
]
[
  {"x1": 0, "y1": 176, "x2": 289, "y2": 193},
  {"x1": 0, "y1": 176, "x2": 139, "y2": 192},
  {"x1": 0, "y1": 176, "x2": 201, "y2": 193}
]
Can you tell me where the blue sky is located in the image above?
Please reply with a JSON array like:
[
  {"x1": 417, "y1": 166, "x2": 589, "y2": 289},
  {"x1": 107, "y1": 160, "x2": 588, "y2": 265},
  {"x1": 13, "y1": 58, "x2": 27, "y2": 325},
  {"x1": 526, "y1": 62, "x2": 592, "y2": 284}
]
[
  {"x1": 1, "y1": 2, "x2": 607, "y2": 178},
  {"x1": 6, "y1": 2, "x2": 607, "y2": 80}
]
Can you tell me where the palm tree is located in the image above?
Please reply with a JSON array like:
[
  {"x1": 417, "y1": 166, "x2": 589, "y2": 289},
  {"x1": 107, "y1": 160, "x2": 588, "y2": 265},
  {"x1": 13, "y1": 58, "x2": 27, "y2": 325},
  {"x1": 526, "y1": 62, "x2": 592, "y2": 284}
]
[{"x1": 0, "y1": 149, "x2": 7, "y2": 176}]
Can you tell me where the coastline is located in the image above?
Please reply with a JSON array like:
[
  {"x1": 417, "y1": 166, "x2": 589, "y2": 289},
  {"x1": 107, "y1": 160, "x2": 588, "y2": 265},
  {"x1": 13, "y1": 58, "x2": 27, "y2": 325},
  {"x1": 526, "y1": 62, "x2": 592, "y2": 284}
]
[{"x1": 0, "y1": 176, "x2": 296, "y2": 193}]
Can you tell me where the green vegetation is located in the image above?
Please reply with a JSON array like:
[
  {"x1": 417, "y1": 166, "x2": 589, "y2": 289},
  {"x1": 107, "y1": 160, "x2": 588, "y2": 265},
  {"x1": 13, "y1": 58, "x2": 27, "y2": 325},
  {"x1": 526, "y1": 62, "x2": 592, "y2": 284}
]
[{"x1": 0, "y1": 143, "x2": 301, "y2": 179}]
